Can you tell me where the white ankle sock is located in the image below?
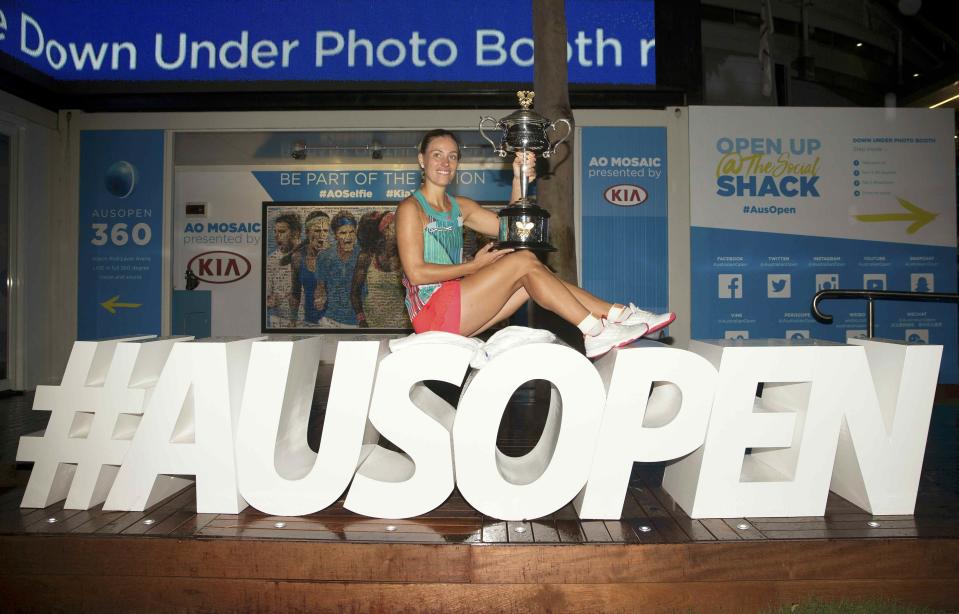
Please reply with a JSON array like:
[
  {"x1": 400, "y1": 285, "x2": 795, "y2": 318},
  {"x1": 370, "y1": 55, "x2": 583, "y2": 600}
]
[
  {"x1": 607, "y1": 304, "x2": 627, "y2": 323},
  {"x1": 578, "y1": 314, "x2": 604, "y2": 336}
]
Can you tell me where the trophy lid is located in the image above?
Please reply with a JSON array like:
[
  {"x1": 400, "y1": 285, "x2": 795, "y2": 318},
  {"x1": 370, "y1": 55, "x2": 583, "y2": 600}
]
[{"x1": 500, "y1": 91, "x2": 551, "y2": 127}]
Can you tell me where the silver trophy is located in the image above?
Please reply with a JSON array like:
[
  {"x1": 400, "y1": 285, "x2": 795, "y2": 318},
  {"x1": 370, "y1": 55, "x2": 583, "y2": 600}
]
[{"x1": 479, "y1": 91, "x2": 571, "y2": 252}]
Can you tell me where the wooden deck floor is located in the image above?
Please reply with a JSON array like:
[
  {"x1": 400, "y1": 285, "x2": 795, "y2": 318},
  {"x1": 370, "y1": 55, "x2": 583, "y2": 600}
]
[
  {"x1": 1, "y1": 370, "x2": 958, "y2": 544},
  {"x1": 3, "y1": 464, "x2": 957, "y2": 545},
  {"x1": 6, "y1": 476, "x2": 958, "y2": 544},
  {"x1": 1, "y1": 373, "x2": 958, "y2": 612}
]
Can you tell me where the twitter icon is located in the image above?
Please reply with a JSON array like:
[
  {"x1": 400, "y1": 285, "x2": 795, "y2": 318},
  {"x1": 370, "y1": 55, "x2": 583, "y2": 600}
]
[{"x1": 767, "y1": 273, "x2": 791, "y2": 298}]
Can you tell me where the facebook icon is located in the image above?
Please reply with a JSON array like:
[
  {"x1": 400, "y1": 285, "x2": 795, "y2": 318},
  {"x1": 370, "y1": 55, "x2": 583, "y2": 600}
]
[{"x1": 718, "y1": 274, "x2": 743, "y2": 299}]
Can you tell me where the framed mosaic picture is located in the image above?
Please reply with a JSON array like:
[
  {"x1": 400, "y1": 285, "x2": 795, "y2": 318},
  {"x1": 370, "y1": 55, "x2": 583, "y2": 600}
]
[
  {"x1": 262, "y1": 201, "x2": 412, "y2": 333},
  {"x1": 262, "y1": 200, "x2": 502, "y2": 334}
]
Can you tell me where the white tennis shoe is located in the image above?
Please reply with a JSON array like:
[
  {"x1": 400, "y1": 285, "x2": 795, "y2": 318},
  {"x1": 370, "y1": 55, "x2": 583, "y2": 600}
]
[
  {"x1": 584, "y1": 320, "x2": 650, "y2": 358},
  {"x1": 619, "y1": 303, "x2": 676, "y2": 336}
]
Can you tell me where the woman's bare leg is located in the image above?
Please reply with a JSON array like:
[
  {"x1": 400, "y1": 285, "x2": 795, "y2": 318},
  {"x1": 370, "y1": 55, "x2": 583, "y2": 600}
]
[
  {"x1": 459, "y1": 251, "x2": 593, "y2": 336},
  {"x1": 473, "y1": 283, "x2": 616, "y2": 334},
  {"x1": 560, "y1": 281, "x2": 617, "y2": 316},
  {"x1": 472, "y1": 287, "x2": 529, "y2": 336}
]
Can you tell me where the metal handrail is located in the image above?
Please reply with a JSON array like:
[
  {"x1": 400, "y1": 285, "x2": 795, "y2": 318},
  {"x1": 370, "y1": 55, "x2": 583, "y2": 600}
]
[{"x1": 811, "y1": 289, "x2": 959, "y2": 338}]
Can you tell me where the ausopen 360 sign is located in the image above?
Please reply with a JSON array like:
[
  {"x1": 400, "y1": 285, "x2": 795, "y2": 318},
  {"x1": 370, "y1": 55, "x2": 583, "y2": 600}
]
[{"x1": 17, "y1": 335, "x2": 939, "y2": 520}]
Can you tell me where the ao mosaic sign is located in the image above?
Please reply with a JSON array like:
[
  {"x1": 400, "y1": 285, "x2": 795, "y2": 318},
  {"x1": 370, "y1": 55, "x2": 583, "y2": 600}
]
[{"x1": 17, "y1": 335, "x2": 940, "y2": 520}]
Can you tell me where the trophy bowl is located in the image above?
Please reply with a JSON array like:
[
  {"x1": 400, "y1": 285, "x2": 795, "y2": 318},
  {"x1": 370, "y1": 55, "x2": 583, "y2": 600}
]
[
  {"x1": 479, "y1": 93, "x2": 571, "y2": 158},
  {"x1": 479, "y1": 91, "x2": 570, "y2": 252}
]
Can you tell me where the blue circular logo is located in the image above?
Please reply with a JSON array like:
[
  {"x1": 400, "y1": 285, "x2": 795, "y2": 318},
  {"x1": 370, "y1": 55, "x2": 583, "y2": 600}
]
[{"x1": 105, "y1": 161, "x2": 138, "y2": 198}]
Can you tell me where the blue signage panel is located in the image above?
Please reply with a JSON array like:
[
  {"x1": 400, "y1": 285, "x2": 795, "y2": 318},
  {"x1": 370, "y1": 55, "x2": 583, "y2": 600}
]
[
  {"x1": 581, "y1": 126, "x2": 669, "y2": 317},
  {"x1": 691, "y1": 226, "x2": 958, "y2": 382},
  {"x1": 253, "y1": 167, "x2": 513, "y2": 202},
  {"x1": 688, "y1": 106, "x2": 957, "y2": 383},
  {"x1": 0, "y1": 0, "x2": 654, "y2": 84},
  {"x1": 78, "y1": 130, "x2": 164, "y2": 339}
]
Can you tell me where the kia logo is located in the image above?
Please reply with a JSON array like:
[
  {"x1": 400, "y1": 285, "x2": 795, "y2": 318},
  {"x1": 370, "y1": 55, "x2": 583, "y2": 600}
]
[
  {"x1": 603, "y1": 184, "x2": 648, "y2": 207},
  {"x1": 187, "y1": 251, "x2": 251, "y2": 284}
]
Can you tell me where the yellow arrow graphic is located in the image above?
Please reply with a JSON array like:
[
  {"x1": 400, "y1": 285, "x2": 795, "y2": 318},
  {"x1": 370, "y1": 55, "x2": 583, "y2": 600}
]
[
  {"x1": 854, "y1": 196, "x2": 938, "y2": 234},
  {"x1": 100, "y1": 295, "x2": 142, "y2": 314}
]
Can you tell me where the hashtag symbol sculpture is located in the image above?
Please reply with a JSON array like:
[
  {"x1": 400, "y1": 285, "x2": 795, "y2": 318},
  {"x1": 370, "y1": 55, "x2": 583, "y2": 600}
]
[{"x1": 16, "y1": 336, "x2": 188, "y2": 509}]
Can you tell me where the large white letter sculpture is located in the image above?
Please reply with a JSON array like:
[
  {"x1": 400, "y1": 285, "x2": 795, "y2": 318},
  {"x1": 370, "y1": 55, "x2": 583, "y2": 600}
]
[
  {"x1": 453, "y1": 343, "x2": 606, "y2": 521},
  {"x1": 18, "y1": 335, "x2": 943, "y2": 521},
  {"x1": 104, "y1": 337, "x2": 261, "y2": 513},
  {"x1": 236, "y1": 338, "x2": 383, "y2": 516},
  {"x1": 830, "y1": 338, "x2": 942, "y2": 515},
  {"x1": 345, "y1": 343, "x2": 472, "y2": 518},
  {"x1": 574, "y1": 340, "x2": 718, "y2": 518},
  {"x1": 663, "y1": 339, "x2": 874, "y2": 518}
]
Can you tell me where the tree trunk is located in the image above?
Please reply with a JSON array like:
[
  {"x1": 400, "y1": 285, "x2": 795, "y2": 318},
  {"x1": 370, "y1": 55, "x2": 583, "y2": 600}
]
[
  {"x1": 533, "y1": 0, "x2": 575, "y2": 285},
  {"x1": 531, "y1": 0, "x2": 581, "y2": 348}
]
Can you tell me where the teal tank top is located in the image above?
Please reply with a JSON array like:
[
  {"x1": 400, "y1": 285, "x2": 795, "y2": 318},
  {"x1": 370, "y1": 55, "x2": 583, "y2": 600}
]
[{"x1": 402, "y1": 190, "x2": 464, "y2": 318}]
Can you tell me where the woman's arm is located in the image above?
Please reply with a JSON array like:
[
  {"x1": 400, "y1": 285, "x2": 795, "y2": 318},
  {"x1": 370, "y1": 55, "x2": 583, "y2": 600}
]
[
  {"x1": 459, "y1": 197, "x2": 500, "y2": 237},
  {"x1": 397, "y1": 198, "x2": 509, "y2": 285},
  {"x1": 509, "y1": 151, "x2": 537, "y2": 203},
  {"x1": 350, "y1": 252, "x2": 372, "y2": 327},
  {"x1": 462, "y1": 152, "x2": 538, "y2": 236}
]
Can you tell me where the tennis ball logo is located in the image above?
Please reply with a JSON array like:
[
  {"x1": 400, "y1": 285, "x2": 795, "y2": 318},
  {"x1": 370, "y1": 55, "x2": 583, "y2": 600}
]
[{"x1": 104, "y1": 161, "x2": 138, "y2": 198}]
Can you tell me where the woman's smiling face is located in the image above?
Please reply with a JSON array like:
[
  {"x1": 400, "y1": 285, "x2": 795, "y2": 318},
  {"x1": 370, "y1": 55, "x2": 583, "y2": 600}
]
[{"x1": 418, "y1": 135, "x2": 460, "y2": 188}]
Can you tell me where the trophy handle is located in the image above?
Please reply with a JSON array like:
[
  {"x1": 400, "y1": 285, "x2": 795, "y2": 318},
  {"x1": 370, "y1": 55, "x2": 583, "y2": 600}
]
[
  {"x1": 479, "y1": 116, "x2": 507, "y2": 157},
  {"x1": 544, "y1": 118, "x2": 572, "y2": 158}
]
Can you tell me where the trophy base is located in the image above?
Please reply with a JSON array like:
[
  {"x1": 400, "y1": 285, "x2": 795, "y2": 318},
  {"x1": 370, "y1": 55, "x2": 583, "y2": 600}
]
[
  {"x1": 494, "y1": 240, "x2": 557, "y2": 252},
  {"x1": 496, "y1": 200, "x2": 555, "y2": 253}
]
